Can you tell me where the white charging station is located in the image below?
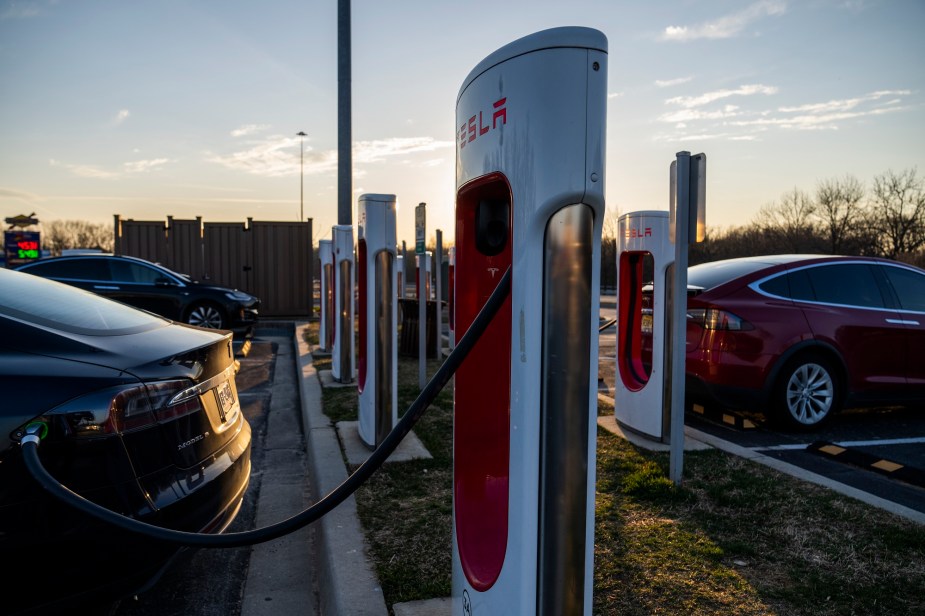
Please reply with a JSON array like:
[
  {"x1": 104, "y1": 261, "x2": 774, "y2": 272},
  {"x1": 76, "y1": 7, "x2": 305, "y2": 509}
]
[
  {"x1": 319, "y1": 238, "x2": 335, "y2": 353},
  {"x1": 356, "y1": 194, "x2": 399, "y2": 449},
  {"x1": 614, "y1": 210, "x2": 675, "y2": 440},
  {"x1": 332, "y1": 224, "x2": 355, "y2": 383},
  {"x1": 453, "y1": 27, "x2": 607, "y2": 616},
  {"x1": 416, "y1": 250, "x2": 433, "y2": 300}
]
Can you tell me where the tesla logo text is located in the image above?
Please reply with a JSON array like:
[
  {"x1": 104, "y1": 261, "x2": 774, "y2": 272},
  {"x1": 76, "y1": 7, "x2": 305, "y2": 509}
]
[
  {"x1": 178, "y1": 433, "x2": 207, "y2": 450},
  {"x1": 624, "y1": 227, "x2": 653, "y2": 239},
  {"x1": 487, "y1": 267, "x2": 499, "y2": 278},
  {"x1": 459, "y1": 98, "x2": 507, "y2": 149}
]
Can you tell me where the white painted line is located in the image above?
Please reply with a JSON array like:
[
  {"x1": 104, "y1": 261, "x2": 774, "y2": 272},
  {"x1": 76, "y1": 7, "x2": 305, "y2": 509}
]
[{"x1": 753, "y1": 436, "x2": 925, "y2": 452}]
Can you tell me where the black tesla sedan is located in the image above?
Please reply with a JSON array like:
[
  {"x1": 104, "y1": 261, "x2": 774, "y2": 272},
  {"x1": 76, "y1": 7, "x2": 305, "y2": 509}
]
[
  {"x1": 15, "y1": 253, "x2": 259, "y2": 335},
  {"x1": 0, "y1": 268, "x2": 252, "y2": 614}
]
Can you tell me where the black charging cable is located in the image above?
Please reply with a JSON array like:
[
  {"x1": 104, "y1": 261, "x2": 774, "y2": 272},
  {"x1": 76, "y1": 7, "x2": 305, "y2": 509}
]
[{"x1": 21, "y1": 267, "x2": 512, "y2": 548}]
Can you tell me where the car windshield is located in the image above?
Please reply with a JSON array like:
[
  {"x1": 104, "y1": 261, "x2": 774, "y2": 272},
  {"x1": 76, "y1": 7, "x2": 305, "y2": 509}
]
[{"x1": 0, "y1": 268, "x2": 166, "y2": 335}]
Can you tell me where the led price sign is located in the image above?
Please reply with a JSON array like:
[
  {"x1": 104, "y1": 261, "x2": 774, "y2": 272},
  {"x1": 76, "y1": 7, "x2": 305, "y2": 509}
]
[{"x1": 4, "y1": 230, "x2": 41, "y2": 267}]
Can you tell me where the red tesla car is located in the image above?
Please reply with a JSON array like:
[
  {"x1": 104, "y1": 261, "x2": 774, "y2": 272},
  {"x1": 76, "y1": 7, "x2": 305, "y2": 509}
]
[{"x1": 642, "y1": 255, "x2": 925, "y2": 430}]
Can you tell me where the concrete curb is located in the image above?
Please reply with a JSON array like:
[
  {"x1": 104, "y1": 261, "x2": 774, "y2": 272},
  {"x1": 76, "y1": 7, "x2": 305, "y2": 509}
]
[{"x1": 294, "y1": 326, "x2": 389, "y2": 616}]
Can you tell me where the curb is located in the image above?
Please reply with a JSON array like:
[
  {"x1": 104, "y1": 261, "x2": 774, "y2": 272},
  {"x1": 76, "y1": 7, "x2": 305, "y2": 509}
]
[{"x1": 294, "y1": 325, "x2": 389, "y2": 616}]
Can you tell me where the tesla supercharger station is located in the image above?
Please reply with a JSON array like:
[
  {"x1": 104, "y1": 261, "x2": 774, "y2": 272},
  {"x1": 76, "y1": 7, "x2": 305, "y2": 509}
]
[
  {"x1": 319, "y1": 239, "x2": 334, "y2": 353},
  {"x1": 452, "y1": 27, "x2": 607, "y2": 616},
  {"x1": 416, "y1": 250, "x2": 433, "y2": 300},
  {"x1": 613, "y1": 210, "x2": 675, "y2": 440},
  {"x1": 331, "y1": 224, "x2": 355, "y2": 383},
  {"x1": 356, "y1": 194, "x2": 399, "y2": 449}
]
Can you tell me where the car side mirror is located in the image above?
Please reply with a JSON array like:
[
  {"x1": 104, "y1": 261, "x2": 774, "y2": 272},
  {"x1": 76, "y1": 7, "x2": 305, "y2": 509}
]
[{"x1": 154, "y1": 277, "x2": 178, "y2": 287}]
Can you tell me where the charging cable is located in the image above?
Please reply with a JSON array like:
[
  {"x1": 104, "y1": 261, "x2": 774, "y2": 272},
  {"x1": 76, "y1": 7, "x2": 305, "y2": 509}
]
[{"x1": 20, "y1": 267, "x2": 511, "y2": 548}]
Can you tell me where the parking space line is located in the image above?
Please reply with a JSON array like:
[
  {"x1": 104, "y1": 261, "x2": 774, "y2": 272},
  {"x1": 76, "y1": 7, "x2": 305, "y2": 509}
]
[{"x1": 808, "y1": 441, "x2": 925, "y2": 490}]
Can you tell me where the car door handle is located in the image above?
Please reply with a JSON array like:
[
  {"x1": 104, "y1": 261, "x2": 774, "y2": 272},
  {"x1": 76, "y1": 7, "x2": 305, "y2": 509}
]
[
  {"x1": 886, "y1": 318, "x2": 920, "y2": 326},
  {"x1": 93, "y1": 285, "x2": 120, "y2": 290}
]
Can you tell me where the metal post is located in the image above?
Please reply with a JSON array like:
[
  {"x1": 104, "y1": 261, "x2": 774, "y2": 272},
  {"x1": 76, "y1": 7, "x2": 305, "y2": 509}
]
[
  {"x1": 297, "y1": 131, "x2": 306, "y2": 222},
  {"x1": 337, "y1": 0, "x2": 352, "y2": 226},
  {"x1": 416, "y1": 203, "x2": 426, "y2": 389},
  {"x1": 435, "y1": 229, "x2": 443, "y2": 358},
  {"x1": 668, "y1": 152, "x2": 691, "y2": 485}
]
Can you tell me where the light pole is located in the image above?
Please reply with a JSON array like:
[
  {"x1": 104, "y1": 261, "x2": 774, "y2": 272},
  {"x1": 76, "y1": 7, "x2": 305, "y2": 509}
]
[{"x1": 297, "y1": 130, "x2": 307, "y2": 222}]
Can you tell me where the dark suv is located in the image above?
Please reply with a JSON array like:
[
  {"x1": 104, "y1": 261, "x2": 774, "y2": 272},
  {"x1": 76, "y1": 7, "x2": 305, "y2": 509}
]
[
  {"x1": 16, "y1": 254, "x2": 259, "y2": 335},
  {"x1": 641, "y1": 255, "x2": 925, "y2": 429}
]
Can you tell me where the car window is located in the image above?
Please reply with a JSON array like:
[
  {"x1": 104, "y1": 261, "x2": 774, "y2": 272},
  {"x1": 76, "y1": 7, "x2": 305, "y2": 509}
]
[
  {"x1": 0, "y1": 269, "x2": 164, "y2": 335},
  {"x1": 20, "y1": 258, "x2": 111, "y2": 281},
  {"x1": 756, "y1": 269, "x2": 815, "y2": 300},
  {"x1": 803, "y1": 263, "x2": 886, "y2": 309},
  {"x1": 110, "y1": 260, "x2": 166, "y2": 284},
  {"x1": 881, "y1": 265, "x2": 925, "y2": 313}
]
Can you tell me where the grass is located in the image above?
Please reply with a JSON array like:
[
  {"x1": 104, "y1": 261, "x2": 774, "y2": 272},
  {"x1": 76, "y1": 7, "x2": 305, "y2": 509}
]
[{"x1": 306, "y1": 323, "x2": 925, "y2": 615}]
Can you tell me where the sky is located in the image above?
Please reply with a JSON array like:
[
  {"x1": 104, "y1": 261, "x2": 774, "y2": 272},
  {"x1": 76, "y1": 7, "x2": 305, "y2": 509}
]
[{"x1": 1, "y1": 0, "x2": 923, "y2": 246}]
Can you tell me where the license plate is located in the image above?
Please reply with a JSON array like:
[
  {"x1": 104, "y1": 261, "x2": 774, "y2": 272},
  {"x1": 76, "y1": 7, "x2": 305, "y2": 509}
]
[
  {"x1": 216, "y1": 380, "x2": 236, "y2": 422},
  {"x1": 641, "y1": 313, "x2": 654, "y2": 334}
]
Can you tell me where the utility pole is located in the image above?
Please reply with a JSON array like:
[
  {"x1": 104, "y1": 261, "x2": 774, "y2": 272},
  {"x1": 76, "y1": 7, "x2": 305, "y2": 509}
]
[{"x1": 297, "y1": 131, "x2": 306, "y2": 221}]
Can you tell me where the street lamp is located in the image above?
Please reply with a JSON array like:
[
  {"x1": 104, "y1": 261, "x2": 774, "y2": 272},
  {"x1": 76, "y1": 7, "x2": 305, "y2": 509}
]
[{"x1": 297, "y1": 131, "x2": 307, "y2": 222}]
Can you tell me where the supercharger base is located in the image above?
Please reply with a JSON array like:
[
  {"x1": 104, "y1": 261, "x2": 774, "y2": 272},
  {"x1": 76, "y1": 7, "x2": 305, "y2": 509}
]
[
  {"x1": 452, "y1": 26, "x2": 607, "y2": 616},
  {"x1": 613, "y1": 210, "x2": 675, "y2": 441},
  {"x1": 356, "y1": 194, "x2": 398, "y2": 450}
]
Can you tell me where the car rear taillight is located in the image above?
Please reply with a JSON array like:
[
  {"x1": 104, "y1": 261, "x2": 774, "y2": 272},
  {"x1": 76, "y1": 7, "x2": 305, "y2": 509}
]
[
  {"x1": 687, "y1": 307, "x2": 751, "y2": 331},
  {"x1": 43, "y1": 380, "x2": 201, "y2": 438}
]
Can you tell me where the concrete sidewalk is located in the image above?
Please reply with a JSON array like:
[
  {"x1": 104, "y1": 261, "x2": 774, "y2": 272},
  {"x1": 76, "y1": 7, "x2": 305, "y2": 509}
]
[{"x1": 293, "y1": 325, "x2": 389, "y2": 616}]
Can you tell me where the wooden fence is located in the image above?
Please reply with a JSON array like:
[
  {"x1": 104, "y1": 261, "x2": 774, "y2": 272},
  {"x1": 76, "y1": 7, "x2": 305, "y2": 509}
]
[{"x1": 113, "y1": 215, "x2": 313, "y2": 317}]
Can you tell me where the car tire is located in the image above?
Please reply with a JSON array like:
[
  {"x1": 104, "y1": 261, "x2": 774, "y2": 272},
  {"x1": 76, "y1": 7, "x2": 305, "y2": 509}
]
[
  {"x1": 771, "y1": 354, "x2": 841, "y2": 430},
  {"x1": 185, "y1": 302, "x2": 226, "y2": 329}
]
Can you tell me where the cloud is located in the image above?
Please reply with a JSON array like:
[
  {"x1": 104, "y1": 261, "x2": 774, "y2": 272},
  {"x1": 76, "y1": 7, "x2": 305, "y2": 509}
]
[
  {"x1": 208, "y1": 135, "x2": 453, "y2": 178},
  {"x1": 50, "y1": 159, "x2": 120, "y2": 179},
  {"x1": 353, "y1": 137, "x2": 453, "y2": 164},
  {"x1": 656, "y1": 87, "x2": 913, "y2": 142},
  {"x1": 113, "y1": 109, "x2": 130, "y2": 125},
  {"x1": 49, "y1": 157, "x2": 171, "y2": 179},
  {"x1": 659, "y1": 105, "x2": 741, "y2": 123},
  {"x1": 608, "y1": 92, "x2": 624, "y2": 99},
  {"x1": 123, "y1": 158, "x2": 171, "y2": 173},
  {"x1": 777, "y1": 89, "x2": 910, "y2": 114},
  {"x1": 666, "y1": 84, "x2": 778, "y2": 108},
  {"x1": 0, "y1": 187, "x2": 40, "y2": 202},
  {"x1": 231, "y1": 124, "x2": 271, "y2": 137},
  {"x1": 661, "y1": 0, "x2": 787, "y2": 42},
  {"x1": 0, "y1": 2, "x2": 42, "y2": 19},
  {"x1": 655, "y1": 77, "x2": 693, "y2": 88}
]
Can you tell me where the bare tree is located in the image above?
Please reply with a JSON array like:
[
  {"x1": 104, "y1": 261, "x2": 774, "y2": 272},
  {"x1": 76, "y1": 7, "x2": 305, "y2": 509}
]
[
  {"x1": 43, "y1": 220, "x2": 114, "y2": 256},
  {"x1": 814, "y1": 174, "x2": 867, "y2": 254},
  {"x1": 868, "y1": 168, "x2": 925, "y2": 260},
  {"x1": 755, "y1": 188, "x2": 821, "y2": 253}
]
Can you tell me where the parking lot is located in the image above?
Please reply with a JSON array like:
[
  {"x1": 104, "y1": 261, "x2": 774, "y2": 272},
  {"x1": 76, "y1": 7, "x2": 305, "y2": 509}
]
[{"x1": 598, "y1": 302, "x2": 925, "y2": 519}]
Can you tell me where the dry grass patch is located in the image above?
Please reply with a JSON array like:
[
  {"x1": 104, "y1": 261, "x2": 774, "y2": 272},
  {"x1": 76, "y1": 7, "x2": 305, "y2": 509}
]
[{"x1": 310, "y1": 325, "x2": 925, "y2": 615}]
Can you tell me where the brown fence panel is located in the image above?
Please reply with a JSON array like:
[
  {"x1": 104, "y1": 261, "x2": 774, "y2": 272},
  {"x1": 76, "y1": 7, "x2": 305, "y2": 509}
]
[
  {"x1": 117, "y1": 216, "x2": 312, "y2": 317},
  {"x1": 250, "y1": 220, "x2": 313, "y2": 316},
  {"x1": 166, "y1": 217, "x2": 204, "y2": 280},
  {"x1": 203, "y1": 222, "x2": 254, "y2": 295},
  {"x1": 115, "y1": 217, "x2": 168, "y2": 264}
]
